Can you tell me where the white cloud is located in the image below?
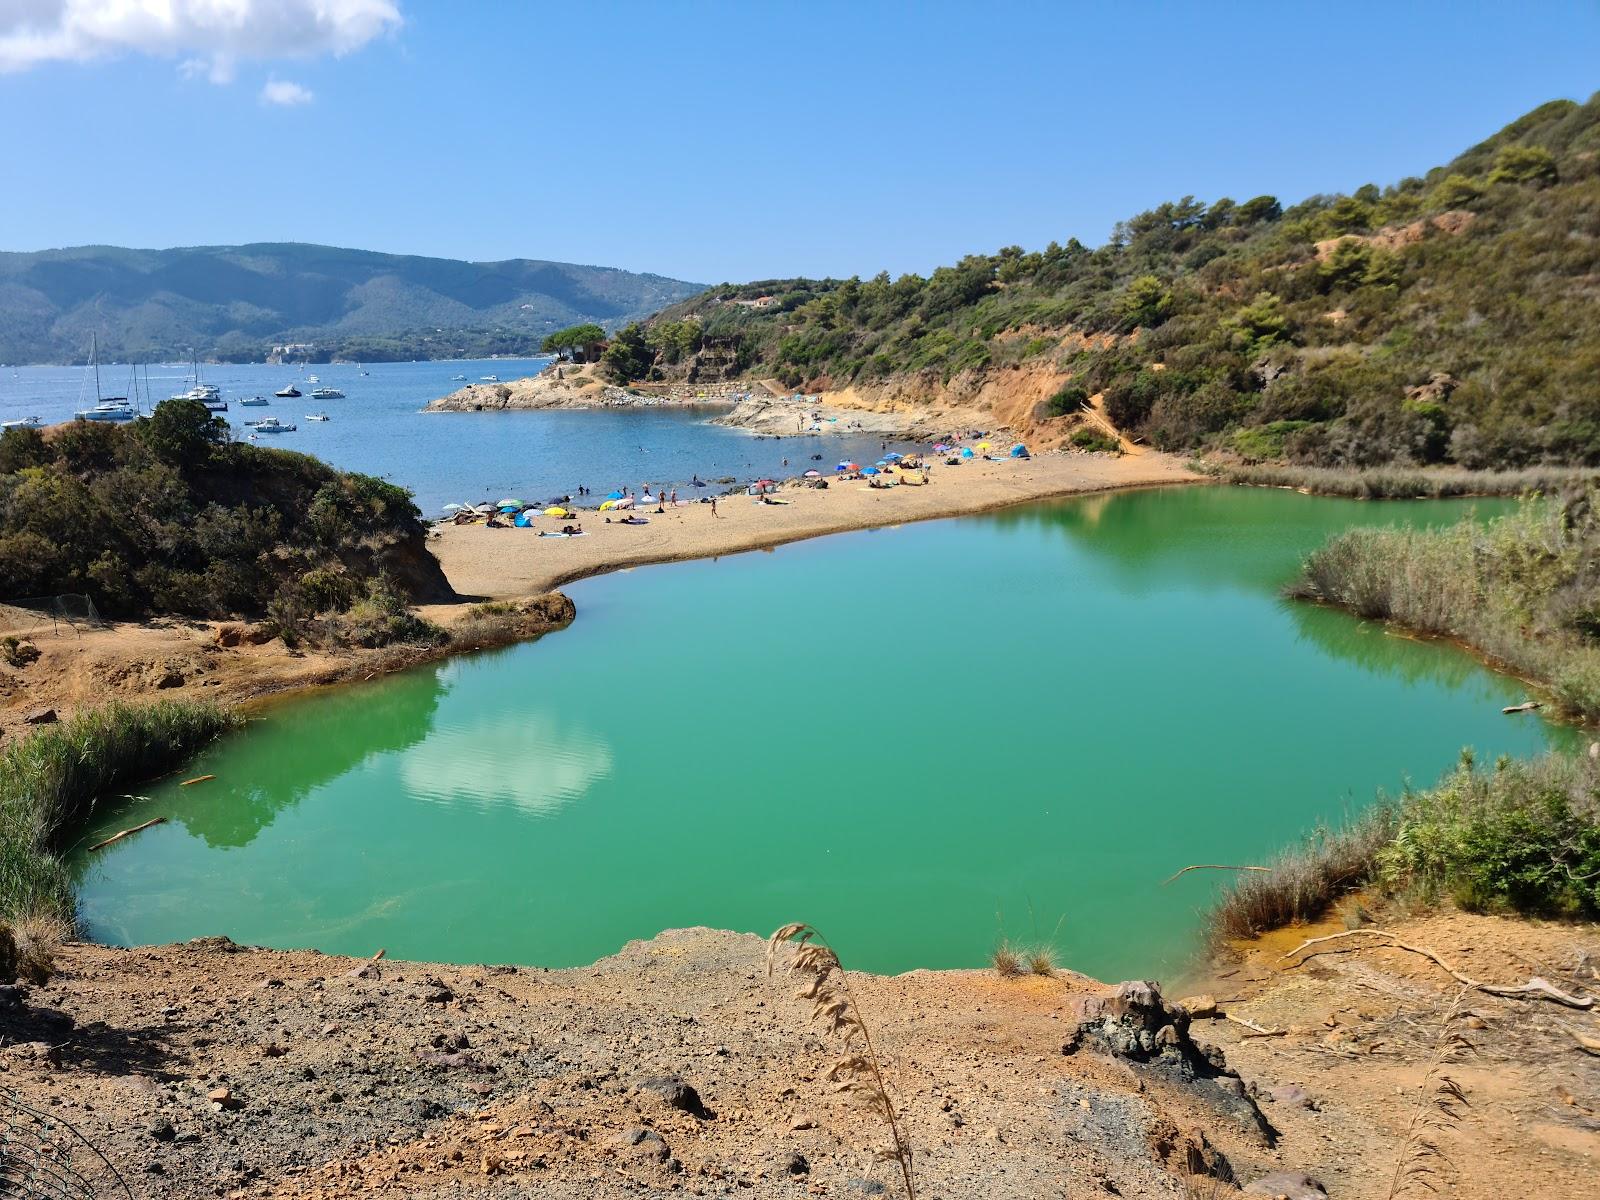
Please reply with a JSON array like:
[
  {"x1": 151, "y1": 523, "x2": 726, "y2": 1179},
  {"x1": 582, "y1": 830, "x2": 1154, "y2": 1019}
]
[
  {"x1": 260, "y1": 77, "x2": 312, "y2": 106},
  {"x1": 0, "y1": 1, "x2": 401, "y2": 78}
]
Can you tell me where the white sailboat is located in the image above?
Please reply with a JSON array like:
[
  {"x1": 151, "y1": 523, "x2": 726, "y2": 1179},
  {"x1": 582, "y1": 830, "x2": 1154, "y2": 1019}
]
[{"x1": 75, "y1": 333, "x2": 137, "y2": 421}]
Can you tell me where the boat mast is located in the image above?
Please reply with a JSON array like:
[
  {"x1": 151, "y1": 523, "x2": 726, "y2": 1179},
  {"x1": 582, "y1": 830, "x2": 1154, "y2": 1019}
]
[{"x1": 92, "y1": 332, "x2": 102, "y2": 403}]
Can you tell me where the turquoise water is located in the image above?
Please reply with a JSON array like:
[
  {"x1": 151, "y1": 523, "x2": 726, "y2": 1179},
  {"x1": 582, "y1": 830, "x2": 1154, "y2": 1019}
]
[
  {"x1": 0, "y1": 360, "x2": 892, "y2": 515},
  {"x1": 71, "y1": 487, "x2": 1571, "y2": 981}
]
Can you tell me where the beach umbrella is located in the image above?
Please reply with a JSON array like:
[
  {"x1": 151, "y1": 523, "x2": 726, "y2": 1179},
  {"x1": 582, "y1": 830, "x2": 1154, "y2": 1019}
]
[
  {"x1": 960, "y1": 447, "x2": 974, "y2": 459},
  {"x1": 757, "y1": 479, "x2": 776, "y2": 487},
  {"x1": 615, "y1": 496, "x2": 635, "y2": 509},
  {"x1": 837, "y1": 461, "x2": 859, "y2": 471},
  {"x1": 862, "y1": 466, "x2": 880, "y2": 475},
  {"x1": 933, "y1": 444, "x2": 949, "y2": 452},
  {"x1": 544, "y1": 506, "x2": 569, "y2": 517},
  {"x1": 498, "y1": 498, "x2": 523, "y2": 508},
  {"x1": 803, "y1": 469, "x2": 820, "y2": 477},
  {"x1": 977, "y1": 442, "x2": 991, "y2": 451},
  {"x1": 442, "y1": 503, "x2": 465, "y2": 512},
  {"x1": 474, "y1": 503, "x2": 497, "y2": 514},
  {"x1": 599, "y1": 499, "x2": 617, "y2": 511},
  {"x1": 883, "y1": 452, "x2": 903, "y2": 460}
]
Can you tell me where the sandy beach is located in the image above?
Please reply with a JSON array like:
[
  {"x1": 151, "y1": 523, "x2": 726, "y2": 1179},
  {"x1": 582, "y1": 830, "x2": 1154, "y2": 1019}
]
[{"x1": 427, "y1": 450, "x2": 1199, "y2": 601}]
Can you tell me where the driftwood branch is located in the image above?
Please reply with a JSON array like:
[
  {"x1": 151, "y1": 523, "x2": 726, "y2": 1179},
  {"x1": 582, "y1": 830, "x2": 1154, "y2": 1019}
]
[
  {"x1": 1502, "y1": 701, "x2": 1543, "y2": 714},
  {"x1": 86, "y1": 817, "x2": 166, "y2": 852},
  {"x1": 1280, "y1": 929, "x2": 1593, "y2": 1010},
  {"x1": 1162, "y1": 863, "x2": 1270, "y2": 885},
  {"x1": 179, "y1": 774, "x2": 216, "y2": 787},
  {"x1": 1225, "y1": 1013, "x2": 1286, "y2": 1037},
  {"x1": 344, "y1": 948, "x2": 387, "y2": 980}
]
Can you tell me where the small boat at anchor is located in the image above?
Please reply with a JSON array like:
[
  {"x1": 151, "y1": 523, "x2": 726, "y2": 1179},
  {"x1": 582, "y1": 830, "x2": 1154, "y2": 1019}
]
[
  {"x1": 239, "y1": 395, "x2": 269, "y2": 407},
  {"x1": 251, "y1": 416, "x2": 297, "y2": 433},
  {"x1": 305, "y1": 413, "x2": 330, "y2": 422},
  {"x1": 309, "y1": 386, "x2": 344, "y2": 399},
  {"x1": 274, "y1": 384, "x2": 301, "y2": 398},
  {"x1": 1, "y1": 416, "x2": 42, "y2": 430}
]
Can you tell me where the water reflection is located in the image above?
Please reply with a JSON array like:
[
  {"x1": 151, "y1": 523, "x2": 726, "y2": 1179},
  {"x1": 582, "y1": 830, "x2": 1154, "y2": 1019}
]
[
  {"x1": 399, "y1": 713, "x2": 613, "y2": 816},
  {"x1": 150, "y1": 665, "x2": 446, "y2": 849},
  {"x1": 982, "y1": 487, "x2": 1507, "y2": 595}
]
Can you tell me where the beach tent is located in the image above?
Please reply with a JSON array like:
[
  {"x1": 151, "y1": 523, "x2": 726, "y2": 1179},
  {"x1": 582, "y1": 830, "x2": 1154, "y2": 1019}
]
[
  {"x1": 959, "y1": 447, "x2": 975, "y2": 459},
  {"x1": 1010, "y1": 443, "x2": 1030, "y2": 458},
  {"x1": 513, "y1": 511, "x2": 535, "y2": 528},
  {"x1": 606, "y1": 490, "x2": 625, "y2": 500},
  {"x1": 614, "y1": 496, "x2": 635, "y2": 509},
  {"x1": 598, "y1": 499, "x2": 619, "y2": 511}
]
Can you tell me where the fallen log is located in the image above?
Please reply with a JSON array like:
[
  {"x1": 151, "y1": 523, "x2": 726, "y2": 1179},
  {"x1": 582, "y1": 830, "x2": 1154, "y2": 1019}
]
[
  {"x1": 1162, "y1": 863, "x2": 1270, "y2": 885},
  {"x1": 1502, "y1": 701, "x2": 1543, "y2": 714},
  {"x1": 87, "y1": 817, "x2": 166, "y2": 852},
  {"x1": 1280, "y1": 928, "x2": 1593, "y2": 1010},
  {"x1": 1225, "y1": 1013, "x2": 1286, "y2": 1037}
]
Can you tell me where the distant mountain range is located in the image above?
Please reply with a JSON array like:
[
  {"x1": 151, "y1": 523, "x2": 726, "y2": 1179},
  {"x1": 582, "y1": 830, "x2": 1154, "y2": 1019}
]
[{"x1": 0, "y1": 243, "x2": 706, "y2": 364}]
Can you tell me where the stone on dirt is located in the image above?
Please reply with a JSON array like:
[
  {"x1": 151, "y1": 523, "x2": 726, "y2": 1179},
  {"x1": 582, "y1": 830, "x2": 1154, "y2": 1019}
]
[
  {"x1": 638, "y1": 1074, "x2": 711, "y2": 1118},
  {"x1": 1244, "y1": 1169, "x2": 1328, "y2": 1199}
]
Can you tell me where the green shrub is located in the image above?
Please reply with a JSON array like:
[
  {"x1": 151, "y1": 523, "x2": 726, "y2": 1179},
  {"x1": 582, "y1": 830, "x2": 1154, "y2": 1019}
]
[
  {"x1": 1045, "y1": 384, "x2": 1089, "y2": 418},
  {"x1": 1069, "y1": 428, "x2": 1122, "y2": 455}
]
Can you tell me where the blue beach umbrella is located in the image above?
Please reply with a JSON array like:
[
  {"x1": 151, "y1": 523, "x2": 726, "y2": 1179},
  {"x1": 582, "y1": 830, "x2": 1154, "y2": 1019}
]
[
  {"x1": 606, "y1": 489, "x2": 625, "y2": 500},
  {"x1": 862, "y1": 466, "x2": 880, "y2": 476},
  {"x1": 883, "y1": 452, "x2": 903, "y2": 461}
]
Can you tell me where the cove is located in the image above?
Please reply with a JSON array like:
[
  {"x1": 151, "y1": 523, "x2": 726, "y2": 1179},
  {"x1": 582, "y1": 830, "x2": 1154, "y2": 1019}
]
[{"x1": 71, "y1": 487, "x2": 1574, "y2": 981}]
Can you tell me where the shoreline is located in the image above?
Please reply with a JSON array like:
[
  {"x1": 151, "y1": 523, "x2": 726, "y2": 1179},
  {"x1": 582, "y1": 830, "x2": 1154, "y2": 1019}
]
[{"x1": 427, "y1": 450, "x2": 1200, "y2": 601}]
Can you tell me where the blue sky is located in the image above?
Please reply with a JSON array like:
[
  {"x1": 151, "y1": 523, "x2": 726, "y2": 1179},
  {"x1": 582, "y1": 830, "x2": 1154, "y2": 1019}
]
[{"x1": 0, "y1": 1, "x2": 1596, "y2": 283}]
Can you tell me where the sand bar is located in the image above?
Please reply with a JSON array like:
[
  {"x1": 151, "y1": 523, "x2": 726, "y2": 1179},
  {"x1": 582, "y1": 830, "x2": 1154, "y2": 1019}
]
[{"x1": 427, "y1": 450, "x2": 1199, "y2": 602}]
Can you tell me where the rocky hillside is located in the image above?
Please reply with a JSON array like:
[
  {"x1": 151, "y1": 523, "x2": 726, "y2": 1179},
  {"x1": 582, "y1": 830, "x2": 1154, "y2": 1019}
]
[
  {"x1": 0, "y1": 243, "x2": 703, "y2": 364},
  {"x1": 646, "y1": 94, "x2": 1600, "y2": 469}
]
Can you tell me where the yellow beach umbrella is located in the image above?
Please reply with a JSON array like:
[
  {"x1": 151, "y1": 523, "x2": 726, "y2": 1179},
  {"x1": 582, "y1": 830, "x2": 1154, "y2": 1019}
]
[
  {"x1": 977, "y1": 441, "x2": 991, "y2": 450},
  {"x1": 545, "y1": 506, "x2": 570, "y2": 517},
  {"x1": 598, "y1": 500, "x2": 617, "y2": 511}
]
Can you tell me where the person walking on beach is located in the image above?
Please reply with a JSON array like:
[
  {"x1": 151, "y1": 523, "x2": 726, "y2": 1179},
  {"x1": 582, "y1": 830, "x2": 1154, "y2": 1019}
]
[{"x1": 711, "y1": 496, "x2": 721, "y2": 518}]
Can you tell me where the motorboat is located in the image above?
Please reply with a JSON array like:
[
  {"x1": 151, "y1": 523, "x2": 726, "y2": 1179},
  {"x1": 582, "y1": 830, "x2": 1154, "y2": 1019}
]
[
  {"x1": 239, "y1": 395, "x2": 269, "y2": 407},
  {"x1": 309, "y1": 386, "x2": 344, "y2": 399},
  {"x1": 170, "y1": 383, "x2": 222, "y2": 403},
  {"x1": 307, "y1": 374, "x2": 320, "y2": 384},
  {"x1": 203, "y1": 399, "x2": 228, "y2": 412},
  {"x1": 1, "y1": 416, "x2": 41, "y2": 430},
  {"x1": 306, "y1": 413, "x2": 330, "y2": 422},
  {"x1": 274, "y1": 384, "x2": 302, "y2": 398},
  {"x1": 480, "y1": 374, "x2": 499, "y2": 382},
  {"x1": 451, "y1": 374, "x2": 468, "y2": 381},
  {"x1": 251, "y1": 416, "x2": 296, "y2": 433}
]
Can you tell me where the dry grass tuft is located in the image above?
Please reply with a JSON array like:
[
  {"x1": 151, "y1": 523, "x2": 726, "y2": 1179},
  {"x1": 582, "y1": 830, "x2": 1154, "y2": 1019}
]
[
  {"x1": 1386, "y1": 988, "x2": 1474, "y2": 1198},
  {"x1": 6, "y1": 912, "x2": 68, "y2": 983},
  {"x1": 991, "y1": 943, "x2": 1023, "y2": 978},
  {"x1": 1026, "y1": 947, "x2": 1056, "y2": 977},
  {"x1": 767, "y1": 923, "x2": 915, "y2": 1200}
]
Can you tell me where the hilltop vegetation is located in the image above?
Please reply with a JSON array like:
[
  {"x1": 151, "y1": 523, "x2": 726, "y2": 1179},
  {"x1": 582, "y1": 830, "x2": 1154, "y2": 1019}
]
[
  {"x1": 0, "y1": 402, "x2": 451, "y2": 642},
  {"x1": 0, "y1": 243, "x2": 703, "y2": 364},
  {"x1": 647, "y1": 95, "x2": 1600, "y2": 469}
]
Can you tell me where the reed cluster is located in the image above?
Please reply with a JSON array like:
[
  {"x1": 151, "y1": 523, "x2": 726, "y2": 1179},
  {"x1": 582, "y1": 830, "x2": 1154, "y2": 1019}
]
[
  {"x1": 1290, "y1": 491, "x2": 1600, "y2": 720},
  {"x1": 1212, "y1": 749, "x2": 1600, "y2": 939},
  {"x1": 0, "y1": 700, "x2": 238, "y2": 929},
  {"x1": 1225, "y1": 463, "x2": 1598, "y2": 499}
]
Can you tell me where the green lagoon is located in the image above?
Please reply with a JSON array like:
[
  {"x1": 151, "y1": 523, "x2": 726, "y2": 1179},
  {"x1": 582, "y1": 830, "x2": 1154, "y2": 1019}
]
[{"x1": 71, "y1": 487, "x2": 1573, "y2": 981}]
